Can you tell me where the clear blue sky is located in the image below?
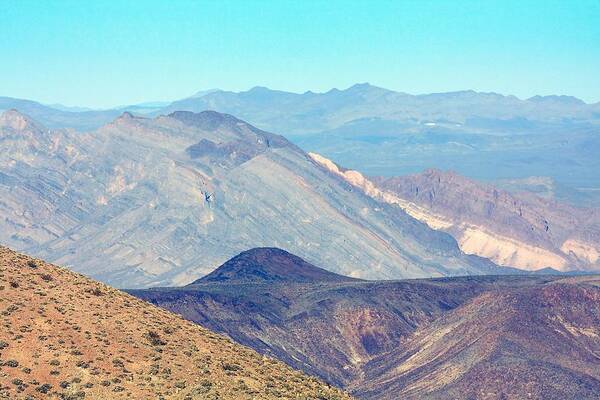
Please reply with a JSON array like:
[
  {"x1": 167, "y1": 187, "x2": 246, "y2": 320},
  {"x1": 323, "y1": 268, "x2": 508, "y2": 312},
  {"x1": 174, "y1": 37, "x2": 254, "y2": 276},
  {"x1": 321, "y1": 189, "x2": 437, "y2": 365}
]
[{"x1": 1, "y1": 0, "x2": 599, "y2": 108}]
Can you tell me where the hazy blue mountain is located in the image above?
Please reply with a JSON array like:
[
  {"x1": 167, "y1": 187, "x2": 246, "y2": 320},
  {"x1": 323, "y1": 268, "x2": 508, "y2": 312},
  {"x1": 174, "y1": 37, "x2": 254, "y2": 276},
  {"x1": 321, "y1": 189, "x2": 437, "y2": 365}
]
[
  {"x1": 0, "y1": 96, "x2": 174, "y2": 130},
  {"x1": 0, "y1": 96, "x2": 123, "y2": 131},
  {"x1": 45, "y1": 103, "x2": 95, "y2": 112},
  {"x1": 155, "y1": 85, "x2": 600, "y2": 206},
  {"x1": 4, "y1": 85, "x2": 599, "y2": 135},
  {"x1": 189, "y1": 88, "x2": 221, "y2": 98},
  {"x1": 158, "y1": 84, "x2": 600, "y2": 136}
]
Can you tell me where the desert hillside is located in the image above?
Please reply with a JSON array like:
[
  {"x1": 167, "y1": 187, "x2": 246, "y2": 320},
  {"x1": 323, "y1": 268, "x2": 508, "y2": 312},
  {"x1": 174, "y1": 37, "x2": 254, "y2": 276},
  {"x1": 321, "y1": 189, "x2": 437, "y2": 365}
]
[
  {"x1": 132, "y1": 248, "x2": 600, "y2": 400},
  {"x1": 0, "y1": 246, "x2": 350, "y2": 400}
]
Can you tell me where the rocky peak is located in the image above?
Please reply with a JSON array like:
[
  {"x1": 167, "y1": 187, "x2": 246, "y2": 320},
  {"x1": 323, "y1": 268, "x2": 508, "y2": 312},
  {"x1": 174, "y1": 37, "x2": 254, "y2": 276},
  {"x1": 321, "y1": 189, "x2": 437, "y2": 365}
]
[
  {"x1": 101, "y1": 111, "x2": 147, "y2": 130},
  {"x1": 114, "y1": 111, "x2": 142, "y2": 124},
  {"x1": 343, "y1": 83, "x2": 392, "y2": 97},
  {"x1": 247, "y1": 86, "x2": 271, "y2": 93},
  {"x1": 0, "y1": 109, "x2": 44, "y2": 132},
  {"x1": 194, "y1": 247, "x2": 359, "y2": 285},
  {"x1": 120, "y1": 111, "x2": 135, "y2": 119},
  {"x1": 420, "y1": 168, "x2": 466, "y2": 186},
  {"x1": 173, "y1": 111, "x2": 293, "y2": 162},
  {"x1": 347, "y1": 82, "x2": 373, "y2": 91}
]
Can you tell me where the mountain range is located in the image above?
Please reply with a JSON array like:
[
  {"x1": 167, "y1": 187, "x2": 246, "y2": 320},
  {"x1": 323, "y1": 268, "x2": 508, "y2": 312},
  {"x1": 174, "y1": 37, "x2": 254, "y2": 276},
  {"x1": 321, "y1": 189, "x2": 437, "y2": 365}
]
[
  {"x1": 158, "y1": 84, "x2": 600, "y2": 136},
  {"x1": 3, "y1": 84, "x2": 600, "y2": 135},
  {"x1": 0, "y1": 246, "x2": 349, "y2": 399},
  {"x1": 130, "y1": 247, "x2": 600, "y2": 400},
  {"x1": 3, "y1": 84, "x2": 600, "y2": 207},
  {"x1": 0, "y1": 108, "x2": 505, "y2": 288}
]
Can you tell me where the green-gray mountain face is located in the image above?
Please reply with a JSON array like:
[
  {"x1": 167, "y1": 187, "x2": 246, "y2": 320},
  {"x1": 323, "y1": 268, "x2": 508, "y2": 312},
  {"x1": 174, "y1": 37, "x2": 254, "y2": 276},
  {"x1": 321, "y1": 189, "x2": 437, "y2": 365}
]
[{"x1": 0, "y1": 109, "x2": 504, "y2": 288}]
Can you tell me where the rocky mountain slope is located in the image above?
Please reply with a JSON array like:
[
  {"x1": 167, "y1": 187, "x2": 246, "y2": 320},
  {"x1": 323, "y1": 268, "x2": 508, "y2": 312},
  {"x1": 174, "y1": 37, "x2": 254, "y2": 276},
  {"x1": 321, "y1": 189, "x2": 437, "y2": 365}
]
[
  {"x1": 0, "y1": 108, "x2": 502, "y2": 288},
  {"x1": 310, "y1": 153, "x2": 600, "y2": 272},
  {"x1": 130, "y1": 248, "x2": 600, "y2": 400},
  {"x1": 0, "y1": 246, "x2": 350, "y2": 400}
]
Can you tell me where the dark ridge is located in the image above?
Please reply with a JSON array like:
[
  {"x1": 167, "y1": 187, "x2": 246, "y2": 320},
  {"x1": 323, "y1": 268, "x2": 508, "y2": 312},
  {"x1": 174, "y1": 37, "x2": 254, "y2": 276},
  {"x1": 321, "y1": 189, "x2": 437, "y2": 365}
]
[
  {"x1": 532, "y1": 267, "x2": 596, "y2": 276},
  {"x1": 185, "y1": 138, "x2": 262, "y2": 165},
  {"x1": 169, "y1": 110, "x2": 291, "y2": 149},
  {"x1": 193, "y1": 247, "x2": 360, "y2": 285},
  {"x1": 168, "y1": 110, "x2": 241, "y2": 131}
]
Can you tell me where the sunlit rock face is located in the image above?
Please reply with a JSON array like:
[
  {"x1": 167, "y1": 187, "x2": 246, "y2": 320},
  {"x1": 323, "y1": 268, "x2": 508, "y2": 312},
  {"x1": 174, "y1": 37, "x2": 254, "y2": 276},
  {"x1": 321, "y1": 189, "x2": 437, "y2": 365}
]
[
  {"x1": 310, "y1": 153, "x2": 600, "y2": 273},
  {"x1": 0, "y1": 109, "x2": 502, "y2": 288}
]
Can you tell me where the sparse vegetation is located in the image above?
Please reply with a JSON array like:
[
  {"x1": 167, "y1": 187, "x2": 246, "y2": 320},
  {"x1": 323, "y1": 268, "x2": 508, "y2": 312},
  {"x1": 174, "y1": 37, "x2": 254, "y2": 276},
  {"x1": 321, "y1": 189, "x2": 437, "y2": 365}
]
[
  {"x1": 35, "y1": 383, "x2": 52, "y2": 394},
  {"x1": 88, "y1": 287, "x2": 103, "y2": 296},
  {"x1": 222, "y1": 362, "x2": 242, "y2": 372},
  {"x1": 145, "y1": 330, "x2": 166, "y2": 346}
]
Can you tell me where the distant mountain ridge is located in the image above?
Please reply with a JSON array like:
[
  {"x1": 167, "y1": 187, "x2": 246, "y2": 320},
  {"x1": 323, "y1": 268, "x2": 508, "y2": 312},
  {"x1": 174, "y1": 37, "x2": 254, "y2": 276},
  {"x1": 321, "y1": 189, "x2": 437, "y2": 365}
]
[
  {"x1": 0, "y1": 96, "x2": 123, "y2": 131},
  {"x1": 157, "y1": 83, "x2": 600, "y2": 135},
  {"x1": 2, "y1": 84, "x2": 599, "y2": 133}
]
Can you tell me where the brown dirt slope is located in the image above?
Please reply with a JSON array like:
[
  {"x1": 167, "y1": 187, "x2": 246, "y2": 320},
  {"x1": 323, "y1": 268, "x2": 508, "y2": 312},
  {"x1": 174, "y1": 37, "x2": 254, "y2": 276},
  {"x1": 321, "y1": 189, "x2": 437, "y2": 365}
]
[{"x1": 0, "y1": 246, "x2": 351, "y2": 400}]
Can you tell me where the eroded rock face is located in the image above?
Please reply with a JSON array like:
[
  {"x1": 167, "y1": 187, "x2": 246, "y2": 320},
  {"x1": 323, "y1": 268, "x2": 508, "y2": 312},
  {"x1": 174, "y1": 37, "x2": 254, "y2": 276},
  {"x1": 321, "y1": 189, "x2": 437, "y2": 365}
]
[
  {"x1": 0, "y1": 109, "x2": 501, "y2": 288},
  {"x1": 0, "y1": 109, "x2": 40, "y2": 132},
  {"x1": 310, "y1": 153, "x2": 600, "y2": 272}
]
